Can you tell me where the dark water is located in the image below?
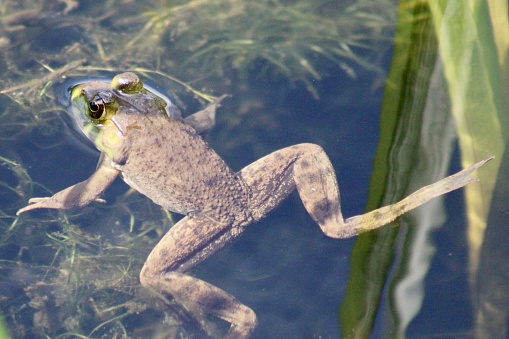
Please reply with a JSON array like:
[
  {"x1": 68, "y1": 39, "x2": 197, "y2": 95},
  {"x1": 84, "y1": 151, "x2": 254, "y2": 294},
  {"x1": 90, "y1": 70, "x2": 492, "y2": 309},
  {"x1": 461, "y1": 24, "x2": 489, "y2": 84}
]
[{"x1": 0, "y1": 1, "x2": 504, "y2": 338}]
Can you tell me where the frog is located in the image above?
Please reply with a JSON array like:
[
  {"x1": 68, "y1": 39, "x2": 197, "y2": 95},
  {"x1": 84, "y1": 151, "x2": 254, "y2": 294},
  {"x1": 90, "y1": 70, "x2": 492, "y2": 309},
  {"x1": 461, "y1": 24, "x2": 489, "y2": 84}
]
[{"x1": 16, "y1": 72, "x2": 492, "y2": 338}]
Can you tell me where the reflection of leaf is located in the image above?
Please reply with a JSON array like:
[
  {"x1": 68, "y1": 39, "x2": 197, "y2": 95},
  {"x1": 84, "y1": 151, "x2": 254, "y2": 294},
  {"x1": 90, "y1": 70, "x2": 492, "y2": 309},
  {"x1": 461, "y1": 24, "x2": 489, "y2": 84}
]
[
  {"x1": 429, "y1": 1, "x2": 509, "y2": 335},
  {"x1": 340, "y1": 2, "x2": 446, "y2": 336},
  {"x1": 340, "y1": 0, "x2": 506, "y2": 337},
  {"x1": 488, "y1": 0, "x2": 509, "y2": 67},
  {"x1": 476, "y1": 141, "x2": 509, "y2": 338},
  {"x1": 428, "y1": 0, "x2": 506, "y2": 284},
  {"x1": 0, "y1": 314, "x2": 9, "y2": 339}
]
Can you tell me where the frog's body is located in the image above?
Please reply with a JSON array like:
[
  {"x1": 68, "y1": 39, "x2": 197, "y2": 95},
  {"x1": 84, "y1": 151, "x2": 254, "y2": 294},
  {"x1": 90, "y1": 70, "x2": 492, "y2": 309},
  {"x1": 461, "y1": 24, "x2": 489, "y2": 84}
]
[
  {"x1": 17, "y1": 73, "x2": 491, "y2": 338},
  {"x1": 113, "y1": 109, "x2": 250, "y2": 220}
]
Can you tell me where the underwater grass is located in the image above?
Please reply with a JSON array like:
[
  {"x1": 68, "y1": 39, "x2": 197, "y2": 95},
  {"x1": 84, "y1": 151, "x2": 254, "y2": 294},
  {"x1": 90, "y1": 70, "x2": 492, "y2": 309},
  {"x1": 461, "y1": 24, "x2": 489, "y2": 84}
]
[{"x1": 0, "y1": 0, "x2": 396, "y2": 337}]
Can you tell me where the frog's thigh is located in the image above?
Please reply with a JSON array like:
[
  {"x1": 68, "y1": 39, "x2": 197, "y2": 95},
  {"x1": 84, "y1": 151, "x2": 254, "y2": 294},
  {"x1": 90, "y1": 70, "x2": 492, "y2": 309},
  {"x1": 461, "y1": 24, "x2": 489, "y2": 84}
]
[
  {"x1": 239, "y1": 143, "x2": 354, "y2": 238},
  {"x1": 140, "y1": 215, "x2": 256, "y2": 337}
]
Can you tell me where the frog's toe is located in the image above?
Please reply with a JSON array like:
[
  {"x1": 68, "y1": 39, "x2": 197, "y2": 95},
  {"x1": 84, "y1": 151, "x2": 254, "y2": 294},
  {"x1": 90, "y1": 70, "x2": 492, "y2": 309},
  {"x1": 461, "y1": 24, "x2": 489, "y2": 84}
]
[
  {"x1": 27, "y1": 197, "x2": 51, "y2": 204},
  {"x1": 16, "y1": 197, "x2": 70, "y2": 215},
  {"x1": 17, "y1": 198, "x2": 53, "y2": 215}
]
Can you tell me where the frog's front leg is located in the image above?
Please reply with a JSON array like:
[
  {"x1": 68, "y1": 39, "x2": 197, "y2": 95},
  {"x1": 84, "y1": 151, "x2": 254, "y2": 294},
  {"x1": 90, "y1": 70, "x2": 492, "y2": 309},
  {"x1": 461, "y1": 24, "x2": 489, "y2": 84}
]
[
  {"x1": 239, "y1": 143, "x2": 490, "y2": 238},
  {"x1": 16, "y1": 156, "x2": 120, "y2": 215},
  {"x1": 183, "y1": 95, "x2": 228, "y2": 134},
  {"x1": 140, "y1": 214, "x2": 257, "y2": 338}
]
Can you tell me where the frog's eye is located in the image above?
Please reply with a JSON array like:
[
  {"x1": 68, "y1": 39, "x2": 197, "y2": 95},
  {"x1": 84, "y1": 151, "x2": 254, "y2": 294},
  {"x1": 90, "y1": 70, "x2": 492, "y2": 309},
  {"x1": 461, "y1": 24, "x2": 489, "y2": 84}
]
[{"x1": 88, "y1": 98, "x2": 105, "y2": 119}]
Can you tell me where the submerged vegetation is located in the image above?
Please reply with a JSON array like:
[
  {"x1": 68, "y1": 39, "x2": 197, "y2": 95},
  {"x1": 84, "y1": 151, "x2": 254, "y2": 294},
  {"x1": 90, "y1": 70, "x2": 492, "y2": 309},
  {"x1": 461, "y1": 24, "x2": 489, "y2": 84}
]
[
  {"x1": 1, "y1": 0, "x2": 394, "y2": 100},
  {"x1": 0, "y1": 0, "x2": 395, "y2": 337}
]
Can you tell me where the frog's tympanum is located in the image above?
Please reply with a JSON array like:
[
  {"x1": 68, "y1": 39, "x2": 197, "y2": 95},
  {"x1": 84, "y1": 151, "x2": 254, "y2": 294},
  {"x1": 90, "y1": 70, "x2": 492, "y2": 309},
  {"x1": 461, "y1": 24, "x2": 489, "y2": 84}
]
[{"x1": 17, "y1": 72, "x2": 492, "y2": 338}]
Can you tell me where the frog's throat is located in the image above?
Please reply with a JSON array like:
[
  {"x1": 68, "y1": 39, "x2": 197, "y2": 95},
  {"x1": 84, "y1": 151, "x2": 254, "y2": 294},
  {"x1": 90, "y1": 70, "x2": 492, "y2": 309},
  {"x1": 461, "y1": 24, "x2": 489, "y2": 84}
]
[{"x1": 83, "y1": 120, "x2": 124, "y2": 157}]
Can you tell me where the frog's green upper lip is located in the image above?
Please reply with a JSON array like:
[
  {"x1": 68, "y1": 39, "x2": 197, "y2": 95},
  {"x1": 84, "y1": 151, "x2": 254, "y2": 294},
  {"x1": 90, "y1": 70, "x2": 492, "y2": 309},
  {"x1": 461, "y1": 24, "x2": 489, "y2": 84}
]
[{"x1": 70, "y1": 84, "x2": 83, "y2": 101}]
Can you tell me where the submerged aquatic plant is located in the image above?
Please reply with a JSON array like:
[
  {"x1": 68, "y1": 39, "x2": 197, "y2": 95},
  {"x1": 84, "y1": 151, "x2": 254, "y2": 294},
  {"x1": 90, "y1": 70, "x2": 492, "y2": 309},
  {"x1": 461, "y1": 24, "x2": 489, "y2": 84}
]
[
  {"x1": 0, "y1": 154, "x2": 183, "y2": 337},
  {"x1": 124, "y1": 0, "x2": 395, "y2": 95},
  {"x1": 0, "y1": 0, "x2": 396, "y2": 337},
  {"x1": 0, "y1": 0, "x2": 394, "y2": 98}
]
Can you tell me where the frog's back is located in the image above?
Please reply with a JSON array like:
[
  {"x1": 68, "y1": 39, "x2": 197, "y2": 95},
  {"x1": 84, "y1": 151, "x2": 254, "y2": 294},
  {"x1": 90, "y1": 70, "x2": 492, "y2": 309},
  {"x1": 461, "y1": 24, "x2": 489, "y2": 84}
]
[{"x1": 117, "y1": 116, "x2": 249, "y2": 221}]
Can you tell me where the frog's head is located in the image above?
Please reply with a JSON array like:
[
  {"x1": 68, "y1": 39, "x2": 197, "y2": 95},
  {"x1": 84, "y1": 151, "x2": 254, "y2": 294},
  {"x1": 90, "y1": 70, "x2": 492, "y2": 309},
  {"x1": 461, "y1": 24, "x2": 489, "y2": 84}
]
[
  {"x1": 70, "y1": 73, "x2": 127, "y2": 157},
  {"x1": 70, "y1": 72, "x2": 178, "y2": 157}
]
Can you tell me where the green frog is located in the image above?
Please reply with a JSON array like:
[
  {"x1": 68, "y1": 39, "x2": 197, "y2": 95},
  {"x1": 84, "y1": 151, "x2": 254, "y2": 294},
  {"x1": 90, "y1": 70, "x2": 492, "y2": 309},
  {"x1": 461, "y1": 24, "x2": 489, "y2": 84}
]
[{"x1": 17, "y1": 72, "x2": 491, "y2": 338}]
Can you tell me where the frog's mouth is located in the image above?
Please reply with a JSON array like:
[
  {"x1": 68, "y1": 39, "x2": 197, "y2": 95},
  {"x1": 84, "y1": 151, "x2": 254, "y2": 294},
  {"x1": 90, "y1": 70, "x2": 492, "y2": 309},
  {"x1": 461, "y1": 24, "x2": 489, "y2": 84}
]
[
  {"x1": 70, "y1": 101, "x2": 98, "y2": 140},
  {"x1": 67, "y1": 85, "x2": 102, "y2": 144}
]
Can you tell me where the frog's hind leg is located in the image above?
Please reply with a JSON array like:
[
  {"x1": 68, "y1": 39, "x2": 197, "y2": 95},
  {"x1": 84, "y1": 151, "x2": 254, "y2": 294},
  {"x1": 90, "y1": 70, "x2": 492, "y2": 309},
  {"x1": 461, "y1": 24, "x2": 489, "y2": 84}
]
[
  {"x1": 140, "y1": 214, "x2": 257, "y2": 338},
  {"x1": 239, "y1": 143, "x2": 353, "y2": 236},
  {"x1": 293, "y1": 145, "x2": 490, "y2": 237},
  {"x1": 239, "y1": 143, "x2": 489, "y2": 239}
]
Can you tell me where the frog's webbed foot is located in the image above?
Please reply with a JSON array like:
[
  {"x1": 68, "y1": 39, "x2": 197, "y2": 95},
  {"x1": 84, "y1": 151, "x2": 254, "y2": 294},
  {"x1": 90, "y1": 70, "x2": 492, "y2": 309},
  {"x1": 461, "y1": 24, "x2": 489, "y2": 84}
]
[
  {"x1": 342, "y1": 156, "x2": 493, "y2": 234},
  {"x1": 140, "y1": 214, "x2": 256, "y2": 338},
  {"x1": 184, "y1": 94, "x2": 229, "y2": 134},
  {"x1": 145, "y1": 271, "x2": 257, "y2": 338},
  {"x1": 238, "y1": 143, "x2": 492, "y2": 239}
]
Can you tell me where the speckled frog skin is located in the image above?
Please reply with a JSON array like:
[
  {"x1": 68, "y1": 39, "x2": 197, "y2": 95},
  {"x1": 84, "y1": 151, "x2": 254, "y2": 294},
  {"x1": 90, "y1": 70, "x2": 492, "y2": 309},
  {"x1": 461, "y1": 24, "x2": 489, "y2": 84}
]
[{"x1": 17, "y1": 72, "x2": 490, "y2": 338}]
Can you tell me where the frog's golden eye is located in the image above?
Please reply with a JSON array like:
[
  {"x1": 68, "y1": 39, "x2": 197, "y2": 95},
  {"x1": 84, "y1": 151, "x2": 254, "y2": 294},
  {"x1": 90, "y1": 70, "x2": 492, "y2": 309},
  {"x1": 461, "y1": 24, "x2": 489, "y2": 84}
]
[{"x1": 89, "y1": 98, "x2": 105, "y2": 119}]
